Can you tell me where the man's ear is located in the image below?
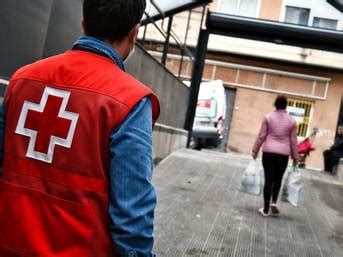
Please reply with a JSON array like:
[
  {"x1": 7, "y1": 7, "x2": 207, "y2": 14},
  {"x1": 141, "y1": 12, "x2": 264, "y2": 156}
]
[
  {"x1": 129, "y1": 24, "x2": 140, "y2": 45},
  {"x1": 81, "y1": 19, "x2": 85, "y2": 32}
]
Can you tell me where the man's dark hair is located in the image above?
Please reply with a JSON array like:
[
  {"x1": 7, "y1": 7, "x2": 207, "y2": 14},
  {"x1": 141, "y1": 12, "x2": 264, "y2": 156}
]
[
  {"x1": 83, "y1": 0, "x2": 146, "y2": 42},
  {"x1": 274, "y1": 95, "x2": 288, "y2": 110}
]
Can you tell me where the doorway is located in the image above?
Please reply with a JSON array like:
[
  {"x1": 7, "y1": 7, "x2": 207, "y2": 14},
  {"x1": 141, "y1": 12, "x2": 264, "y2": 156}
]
[{"x1": 219, "y1": 87, "x2": 236, "y2": 152}]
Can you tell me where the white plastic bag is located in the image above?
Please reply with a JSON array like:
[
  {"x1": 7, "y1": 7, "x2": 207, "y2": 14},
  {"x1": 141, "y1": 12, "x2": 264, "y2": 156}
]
[
  {"x1": 282, "y1": 166, "x2": 302, "y2": 206},
  {"x1": 238, "y1": 160, "x2": 262, "y2": 195}
]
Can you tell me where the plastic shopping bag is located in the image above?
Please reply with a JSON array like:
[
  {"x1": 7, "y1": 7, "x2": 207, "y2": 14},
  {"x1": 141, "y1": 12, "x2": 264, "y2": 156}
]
[
  {"x1": 238, "y1": 160, "x2": 262, "y2": 195},
  {"x1": 282, "y1": 166, "x2": 302, "y2": 206}
]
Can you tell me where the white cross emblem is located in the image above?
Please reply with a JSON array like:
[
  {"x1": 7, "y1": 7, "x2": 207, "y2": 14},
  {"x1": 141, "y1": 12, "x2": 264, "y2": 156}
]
[{"x1": 15, "y1": 87, "x2": 79, "y2": 163}]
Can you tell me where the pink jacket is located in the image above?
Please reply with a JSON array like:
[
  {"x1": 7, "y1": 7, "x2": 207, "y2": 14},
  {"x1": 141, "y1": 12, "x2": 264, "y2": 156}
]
[{"x1": 252, "y1": 110, "x2": 299, "y2": 160}]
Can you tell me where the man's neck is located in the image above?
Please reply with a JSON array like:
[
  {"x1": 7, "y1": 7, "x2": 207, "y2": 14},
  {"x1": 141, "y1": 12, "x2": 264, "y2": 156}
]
[{"x1": 105, "y1": 39, "x2": 128, "y2": 60}]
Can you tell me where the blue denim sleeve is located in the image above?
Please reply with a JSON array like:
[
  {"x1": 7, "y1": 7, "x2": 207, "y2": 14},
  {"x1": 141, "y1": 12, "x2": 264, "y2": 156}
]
[
  {"x1": 0, "y1": 102, "x2": 5, "y2": 172},
  {"x1": 109, "y1": 97, "x2": 156, "y2": 257}
]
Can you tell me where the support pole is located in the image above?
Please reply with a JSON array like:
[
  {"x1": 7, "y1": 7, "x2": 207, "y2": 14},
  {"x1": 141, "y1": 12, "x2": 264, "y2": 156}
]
[
  {"x1": 178, "y1": 10, "x2": 192, "y2": 77},
  {"x1": 141, "y1": 23, "x2": 148, "y2": 47},
  {"x1": 161, "y1": 16, "x2": 173, "y2": 66},
  {"x1": 184, "y1": 29, "x2": 210, "y2": 147}
]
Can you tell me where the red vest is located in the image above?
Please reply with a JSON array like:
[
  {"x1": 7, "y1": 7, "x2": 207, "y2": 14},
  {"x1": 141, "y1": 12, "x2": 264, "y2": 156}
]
[{"x1": 0, "y1": 50, "x2": 159, "y2": 256}]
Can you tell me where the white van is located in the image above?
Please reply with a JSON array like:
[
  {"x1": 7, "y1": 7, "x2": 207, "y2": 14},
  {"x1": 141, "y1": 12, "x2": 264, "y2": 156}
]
[{"x1": 192, "y1": 80, "x2": 226, "y2": 149}]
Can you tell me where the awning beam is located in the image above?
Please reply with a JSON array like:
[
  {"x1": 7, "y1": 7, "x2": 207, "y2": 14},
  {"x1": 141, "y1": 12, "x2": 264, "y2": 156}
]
[{"x1": 206, "y1": 12, "x2": 343, "y2": 53}]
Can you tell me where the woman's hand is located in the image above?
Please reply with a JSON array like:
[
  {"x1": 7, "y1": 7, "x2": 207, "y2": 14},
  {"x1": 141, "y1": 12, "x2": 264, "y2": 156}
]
[{"x1": 252, "y1": 151, "x2": 258, "y2": 160}]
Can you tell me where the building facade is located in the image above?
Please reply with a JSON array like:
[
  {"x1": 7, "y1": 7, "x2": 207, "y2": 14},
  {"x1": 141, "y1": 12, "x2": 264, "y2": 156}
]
[{"x1": 141, "y1": 0, "x2": 343, "y2": 170}]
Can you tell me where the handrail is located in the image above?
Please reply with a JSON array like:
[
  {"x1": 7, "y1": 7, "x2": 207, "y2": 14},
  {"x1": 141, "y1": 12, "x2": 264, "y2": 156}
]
[
  {"x1": 143, "y1": 11, "x2": 195, "y2": 61},
  {"x1": 0, "y1": 78, "x2": 9, "y2": 85}
]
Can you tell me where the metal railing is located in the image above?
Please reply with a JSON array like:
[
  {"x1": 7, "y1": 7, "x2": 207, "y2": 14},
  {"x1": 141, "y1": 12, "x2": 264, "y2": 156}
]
[
  {"x1": 0, "y1": 78, "x2": 9, "y2": 86},
  {"x1": 139, "y1": 1, "x2": 206, "y2": 78}
]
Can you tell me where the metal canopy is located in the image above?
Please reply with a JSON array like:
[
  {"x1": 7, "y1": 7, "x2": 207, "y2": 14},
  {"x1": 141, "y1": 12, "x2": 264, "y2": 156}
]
[
  {"x1": 327, "y1": 0, "x2": 343, "y2": 12},
  {"x1": 206, "y1": 12, "x2": 343, "y2": 53},
  {"x1": 142, "y1": 0, "x2": 211, "y2": 25}
]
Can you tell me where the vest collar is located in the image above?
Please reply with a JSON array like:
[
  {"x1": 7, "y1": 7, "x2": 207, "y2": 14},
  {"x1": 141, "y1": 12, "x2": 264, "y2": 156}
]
[{"x1": 73, "y1": 36, "x2": 125, "y2": 71}]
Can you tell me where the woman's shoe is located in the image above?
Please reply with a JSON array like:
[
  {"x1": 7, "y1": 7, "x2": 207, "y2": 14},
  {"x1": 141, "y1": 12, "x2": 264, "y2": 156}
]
[
  {"x1": 258, "y1": 208, "x2": 269, "y2": 217},
  {"x1": 271, "y1": 204, "x2": 280, "y2": 214}
]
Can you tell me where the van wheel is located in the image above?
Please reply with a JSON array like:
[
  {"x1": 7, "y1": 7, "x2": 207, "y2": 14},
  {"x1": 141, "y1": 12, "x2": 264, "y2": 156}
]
[
  {"x1": 190, "y1": 138, "x2": 201, "y2": 150},
  {"x1": 193, "y1": 139, "x2": 202, "y2": 150}
]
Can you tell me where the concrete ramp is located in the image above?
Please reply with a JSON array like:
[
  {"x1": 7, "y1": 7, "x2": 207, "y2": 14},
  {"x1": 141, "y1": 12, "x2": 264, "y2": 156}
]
[{"x1": 153, "y1": 149, "x2": 343, "y2": 256}]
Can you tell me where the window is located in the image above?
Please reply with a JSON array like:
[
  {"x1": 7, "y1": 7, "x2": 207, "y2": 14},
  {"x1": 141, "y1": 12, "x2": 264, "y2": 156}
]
[
  {"x1": 287, "y1": 98, "x2": 313, "y2": 138},
  {"x1": 218, "y1": 0, "x2": 258, "y2": 18},
  {"x1": 284, "y1": 6, "x2": 310, "y2": 26},
  {"x1": 196, "y1": 99, "x2": 217, "y2": 118},
  {"x1": 313, "y1": 17, "x2": 338, "y2": 30}
]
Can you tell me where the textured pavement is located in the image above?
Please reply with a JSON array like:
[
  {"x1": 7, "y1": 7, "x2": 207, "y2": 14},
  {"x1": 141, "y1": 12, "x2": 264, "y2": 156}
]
[{"x1": 153, "y1": 149, "x2": 343, "y2": 257}]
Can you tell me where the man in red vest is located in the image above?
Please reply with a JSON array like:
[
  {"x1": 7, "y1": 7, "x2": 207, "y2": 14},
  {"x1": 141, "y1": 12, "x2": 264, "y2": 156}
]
[{"x1": 0, "y1": 0, "x2": 159, "y2": 256}]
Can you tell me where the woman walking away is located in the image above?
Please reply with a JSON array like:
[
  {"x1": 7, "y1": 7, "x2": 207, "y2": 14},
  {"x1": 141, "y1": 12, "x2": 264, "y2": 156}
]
[{"x1": 252, "y1": 96, "x2": 299, "y2": 217}]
